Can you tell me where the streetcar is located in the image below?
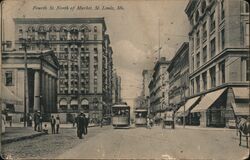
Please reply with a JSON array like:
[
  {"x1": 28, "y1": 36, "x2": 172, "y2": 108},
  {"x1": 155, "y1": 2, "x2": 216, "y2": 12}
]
[
  {"x1": 111, "y1": 104, "x2": 130, "y2": 128},
  {"x1": 134, "y1": 108, "x2": 148, "y2": 127}
]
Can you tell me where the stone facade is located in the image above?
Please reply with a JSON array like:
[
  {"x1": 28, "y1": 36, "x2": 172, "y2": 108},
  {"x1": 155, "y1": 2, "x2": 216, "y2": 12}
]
[{"x1": 14, "y1": 18, "x2": 113, "y2": 123}]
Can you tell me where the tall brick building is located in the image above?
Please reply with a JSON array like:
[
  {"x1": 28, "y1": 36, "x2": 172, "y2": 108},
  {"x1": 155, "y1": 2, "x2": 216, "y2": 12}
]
[{"x1": 14, "y1": 18, "x2": 113, "y2": 123}]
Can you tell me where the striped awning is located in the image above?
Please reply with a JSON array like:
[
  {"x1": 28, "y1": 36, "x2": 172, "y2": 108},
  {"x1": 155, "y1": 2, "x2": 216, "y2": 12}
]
[
  {"x1": 232, "y1": 102, "x2": 250, "y2": 116},
  {"x1": 233, "y1": 87, "x2": 249, "y2": 99},
  {"x1": 191, "y1": 88, "x2": 226, "y2": 113},
  {"x1": 176, "y1": 96, "x2": 200, "y2": 117},
  {"x1": 1, "y1": 84, "x2": 23, "y2": 104}
]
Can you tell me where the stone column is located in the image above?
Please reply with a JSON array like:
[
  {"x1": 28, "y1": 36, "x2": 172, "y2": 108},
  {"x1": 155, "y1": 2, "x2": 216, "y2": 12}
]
[{"x1": 34, "y1": 71, "x2": 40, "y2": 112}]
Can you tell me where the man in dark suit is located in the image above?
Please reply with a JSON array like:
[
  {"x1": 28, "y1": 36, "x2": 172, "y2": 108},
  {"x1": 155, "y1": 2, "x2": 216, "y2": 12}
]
[
  {"x1": 83, "y1": 114, "x2": 89, "y2": 135},
  {"x1": 50, "y1": 115, "x2": 56, "y2": 134},
  {"x1": 76, "y1": 112, "x2": 85, "y2": 139}
]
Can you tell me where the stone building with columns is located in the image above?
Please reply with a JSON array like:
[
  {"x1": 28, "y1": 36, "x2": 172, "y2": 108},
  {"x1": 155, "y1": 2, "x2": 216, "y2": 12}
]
[
  {"x1": 13, "y1": 18, "x2": 113, "y2": 123},
  {"x1": 2, "y1": 50, "x2": 59, "y2": 122},
  {"x1": 185, "y1": 0, "x2": 249, "y2": 127}
]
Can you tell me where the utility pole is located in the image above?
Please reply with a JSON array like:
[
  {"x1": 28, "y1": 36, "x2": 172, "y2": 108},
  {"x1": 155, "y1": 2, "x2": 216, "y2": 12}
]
[{"x1": 22, "y1": 38, "x2": 29, "y2": 127}]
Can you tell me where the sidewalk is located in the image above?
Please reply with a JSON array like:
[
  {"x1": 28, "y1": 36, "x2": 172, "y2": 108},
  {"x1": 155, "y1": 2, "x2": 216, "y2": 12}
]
[
  {"x1": 1, "y1": 127, "x2": 45, "y2": 144},
  {"x1": 1, "y1": 122, "x2": 99, "y2": 144},
  {"x1": 175, "y1": 124, "x2": 235, "y2": 131}
]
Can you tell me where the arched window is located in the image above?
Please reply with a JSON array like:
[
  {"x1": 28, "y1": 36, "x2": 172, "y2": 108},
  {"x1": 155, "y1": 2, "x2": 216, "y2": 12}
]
[
  {"x1": 37, "y1": 26, "x2": 46, "y2": 40},
  {"x1": 48, "y1": 26, "x2": 57, "y2": 40},
  {"x1": 79, "y1": 25, "x2": 89, "y2": 40},
  {"x1": 59, "y1": 99, "x2": 68, "y2": 110},
  {"x1": 27, "y1": 26, "x2": 35, "y2": 41},
  {"x1": 81, "y1": 99, "x2": 89, "y2": 111},
  {"x1": 69, "y1": 26, "x2": 79, "y2": 40},
  {"x1": 59, "y1": 26, "x2": 67, "y2": 40},
  {"x1": 70, "y1": 99, "x2": 78, "y2": 110}
]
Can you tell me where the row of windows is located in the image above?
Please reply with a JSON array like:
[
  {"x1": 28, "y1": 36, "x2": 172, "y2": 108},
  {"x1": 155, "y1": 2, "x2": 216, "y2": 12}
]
[
  {"x1": 19, "y1": 25, "x2": 98, "y2": 33},
  {"x1": 191, "y1": 27, "x2": 226, "y2": 71}
]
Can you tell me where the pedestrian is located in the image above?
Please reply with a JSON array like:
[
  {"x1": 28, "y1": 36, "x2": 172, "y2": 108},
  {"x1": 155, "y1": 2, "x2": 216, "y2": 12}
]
[
  {"x1": 55, "y1": 115, "x2": 60, "y2": 134},
  {"x1": 100, "y1": 118, "x2": 103, "y2": 128},
  {"x1": 43, "y1": 124, "x2": 49, "y2": 134},
  {"x1": 76, "y1": 112, "x2": 85, "y2": 139},
  {"x1": 147, "y1": 117, "x2": 151, "y2": 129},
  {"x1": 34, "y1": 110, "x2": 39, "y2": 131},
  {"x1": 51, "y1": 115, "x2": 56, "y2": 134},
  {"x1": 38, "y1": 113, "x2": 43, "y2": 132},
  {"x1": 84, "y1": 114, "x2": 89, "y2": 135}
]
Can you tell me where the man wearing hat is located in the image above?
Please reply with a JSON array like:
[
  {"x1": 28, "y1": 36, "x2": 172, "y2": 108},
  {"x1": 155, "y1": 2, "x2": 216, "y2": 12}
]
[
  {"x1": 34, "y1": 110, "x2": 40, "y2": 131},
  {"x1": 76, "y1": 112, "x2": 86, "y2": 139}
]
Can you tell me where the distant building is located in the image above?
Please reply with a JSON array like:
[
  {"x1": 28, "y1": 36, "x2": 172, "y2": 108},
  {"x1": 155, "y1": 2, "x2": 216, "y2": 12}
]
[
  {"x1": 185, "y1": 0, "x2": 249, "y2": 127},
  {"x1": 167, "y1": 42, "x2": 198, "y2": 125},
  {"x1": 149, "y1": 57, "x2": 170, "y2": 116},
  {"x1": 112, "y1": 71, "x2": 122, "y2": 104},
  {"x1": 14, "y1": 18, "x2": 113, "y2": 123},
  {"x1": 140, "y1": 70, "x2": 153, "y2": 109},
  {"x1": 2, "y1": 50, "x2": 59, "y2": 122}
]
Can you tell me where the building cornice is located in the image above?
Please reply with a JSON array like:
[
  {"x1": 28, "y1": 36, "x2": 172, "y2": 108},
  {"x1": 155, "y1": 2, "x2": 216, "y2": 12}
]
[{"x1": 189, "y1": 48, "x2": 249, "y2": 78}]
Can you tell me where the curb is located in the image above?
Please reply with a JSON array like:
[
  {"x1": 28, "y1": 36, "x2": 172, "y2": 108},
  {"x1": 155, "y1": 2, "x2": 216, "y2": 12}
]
[{"x1": 2, "y1": 132, "x2": 46, "y2": 145}]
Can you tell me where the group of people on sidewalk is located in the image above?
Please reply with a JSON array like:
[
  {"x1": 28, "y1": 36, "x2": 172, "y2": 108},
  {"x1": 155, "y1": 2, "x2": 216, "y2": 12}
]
[
  {"x1": 32, "y1": 110, "x2": 90, "y2": 139},
  {"x1": 33, "y1": 110, "x2": 61, "y2": 134}
]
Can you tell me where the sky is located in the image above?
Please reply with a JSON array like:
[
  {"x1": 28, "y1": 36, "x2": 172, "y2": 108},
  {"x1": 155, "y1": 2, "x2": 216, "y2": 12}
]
[{"x1": 2, "y1": 0, "x2": 189, "y2": 108}]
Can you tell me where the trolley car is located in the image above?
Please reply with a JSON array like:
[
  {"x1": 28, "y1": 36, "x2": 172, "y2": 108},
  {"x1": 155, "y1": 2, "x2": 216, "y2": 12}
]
[
  {"x1": 111, "y1": 104, "x2": 130, "y2": 128},
  {"x1": 134, "y1": 108, "x2": 148, "y2": 127}
]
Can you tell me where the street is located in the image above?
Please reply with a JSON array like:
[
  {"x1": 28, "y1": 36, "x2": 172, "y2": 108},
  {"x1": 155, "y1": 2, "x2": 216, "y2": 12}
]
[{"x1": 2, "y1": 125, "x2": 249, "y2": 160}]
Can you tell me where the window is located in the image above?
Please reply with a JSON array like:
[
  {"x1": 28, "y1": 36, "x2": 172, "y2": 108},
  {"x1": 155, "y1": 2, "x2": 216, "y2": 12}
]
[
  {"x1": 94, "y1": 34, "x2": 97, "y2": 40},
  {"x1": 5, "y1": 72, "x2": 13, "y2": 86},
  {"x1": 191, "y1": 79, "x2": 194, "y2": 95},
  {"x1": 219, "y1": 61, "x2": 225, "y2": 84},
  {"x1": 221, "y1": 29, "x2": 225, "y2": 49},
  {"x1": 243, "y1": 1, "x2": 249, "y2": 13},
  {"x1": 210, "y1": 67, "x2": 216, "y2": 87},
  {"x1": 196, "y1": 52, "x2": 200, "y2": 68},
  {"x1": 203, "y1": 46, "x2": 207, "y2": 63},
  {"x1": 210, "y1": 38, "x2": 216, "y2": 58},
  {"x1": 202, "y1": 22, "x2": 207, "y2": 41},
  {"x1": 196, "y1": 76, "x2": 200, "y2": 93},
  {"x1": 221, "y1": 0, "x2": 225, "y2": 20},
  {"x1": 202, "y1": 72, "x2": 207, "y2": 90},
  {"x1": 196, "y1": 31, "x2": 200, "y2": 48},
  {"x1": 191, "y1": 55, "x2": 194, "y2": 71},
  {"x1": 94, "y1": 26, "x2": 97, "y2": 32},
  {"x1": 210, "y1": 12, "x2": 215, "y2": 32},
  {"x1": 245, "y1": 23, "x2": 249, "y2": 47}
]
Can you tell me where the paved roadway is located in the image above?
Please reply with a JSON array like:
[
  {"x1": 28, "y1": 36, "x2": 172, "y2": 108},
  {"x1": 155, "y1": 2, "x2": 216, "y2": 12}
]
[{"x1": 56, "y1": 125, "x2": 249, "y2": 160}]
